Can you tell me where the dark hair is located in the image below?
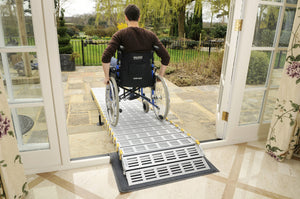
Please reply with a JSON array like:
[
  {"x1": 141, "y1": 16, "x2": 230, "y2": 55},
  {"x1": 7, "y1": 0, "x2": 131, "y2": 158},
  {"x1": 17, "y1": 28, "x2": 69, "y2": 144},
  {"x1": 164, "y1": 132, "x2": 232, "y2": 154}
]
[{"x1": 125, "y1": 4, "x2": 140, "y2": 21}]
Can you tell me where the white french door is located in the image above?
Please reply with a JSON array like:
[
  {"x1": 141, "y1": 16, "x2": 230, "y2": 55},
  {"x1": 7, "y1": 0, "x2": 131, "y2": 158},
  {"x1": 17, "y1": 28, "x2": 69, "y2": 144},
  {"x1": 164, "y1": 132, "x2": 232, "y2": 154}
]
[
  {"x1": 216, "y1": 0, "x2": 245, "y2": 139},
  {"x1": 216, "y1": 0, "x2": 298, "y2": 143},
  {"x1": 0, "y1": 0, "x2": 61, "y2": 171}
]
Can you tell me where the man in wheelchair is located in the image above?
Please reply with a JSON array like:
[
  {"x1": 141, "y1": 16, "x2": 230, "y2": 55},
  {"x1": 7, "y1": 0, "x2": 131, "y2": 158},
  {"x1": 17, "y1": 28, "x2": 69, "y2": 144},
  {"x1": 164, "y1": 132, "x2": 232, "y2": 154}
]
[{"x1": 101, "y1": 4, "x2": 170, "y2": 126}]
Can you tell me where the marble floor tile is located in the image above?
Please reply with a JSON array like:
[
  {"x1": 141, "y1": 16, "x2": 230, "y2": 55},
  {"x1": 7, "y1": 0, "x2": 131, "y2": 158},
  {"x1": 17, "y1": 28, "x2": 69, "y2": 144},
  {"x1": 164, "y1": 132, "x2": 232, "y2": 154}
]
[
  {"x1": 238, "y1": 147, "x2": 300, "y2": 199},
  {"x1": 27, "y1": 143, "x2": 300, "y2": 199},
  {"x1": 27, "y1": 179, "x2": 84, "y2": 199}
]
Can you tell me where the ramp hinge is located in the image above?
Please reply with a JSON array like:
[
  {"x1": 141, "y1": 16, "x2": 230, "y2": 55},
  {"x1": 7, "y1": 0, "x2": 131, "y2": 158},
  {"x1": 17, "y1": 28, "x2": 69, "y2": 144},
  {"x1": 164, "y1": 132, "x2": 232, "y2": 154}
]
[
  {"x1": 222, "y1": 111, "x2": 229, "y2": 122},
  {"x1": 234, "y1": 19, "x2": 243, "y2": 31}
]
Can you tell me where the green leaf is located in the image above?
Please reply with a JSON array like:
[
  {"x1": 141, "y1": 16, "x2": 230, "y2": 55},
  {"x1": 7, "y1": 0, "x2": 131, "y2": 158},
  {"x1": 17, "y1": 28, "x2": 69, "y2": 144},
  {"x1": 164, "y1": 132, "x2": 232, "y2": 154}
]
[
  {"x1": 296, "y1": 128, "x2": 300, "y2": 136},
  {"x1": 296, "y1": 78, "x2": 300, "y2": 84},
  {"x1": 0, "y1": 160, "x2": 4, "y2": 164},
  {"x1": 270, "y1": 146, "x2": 283, "y2": 152},
  {"x1": 286, "y1": 55, "x2": 295, "y2": 62},
  {"x1": 291, "y1": 103, "x2": 300, "y2": 112},
  {"x1": 295, "y1": 54, "x2": 300, "y2": 61},
  {"x1": 8, "y1": 131, "x2": 14, "y2": 137},
  {"x1": 2, "y1": 164, "x2": 7, "y2": 167},
  {"x1": 22, "y1": 182, "x2": 28, "y2": 196},
  {"x1": 293, "y1": 44, "x2": 300, "y2": 48},
  {"x1": 14, "y1": 155, "x2": 22, "y2": 164},
  {"x1": 290, "y1": 120, "x2": 295, "y2": 126}
]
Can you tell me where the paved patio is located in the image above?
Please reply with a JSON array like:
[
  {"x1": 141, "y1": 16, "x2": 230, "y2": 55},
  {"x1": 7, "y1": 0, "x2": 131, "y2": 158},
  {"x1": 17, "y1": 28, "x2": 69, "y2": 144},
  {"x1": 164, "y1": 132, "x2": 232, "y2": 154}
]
[
  {"x1": 11, "y1": 65, "x2": 279, "y2": 159},
  {"x1": 62, "y1": 66, "x2": 219, "y2": 159}
]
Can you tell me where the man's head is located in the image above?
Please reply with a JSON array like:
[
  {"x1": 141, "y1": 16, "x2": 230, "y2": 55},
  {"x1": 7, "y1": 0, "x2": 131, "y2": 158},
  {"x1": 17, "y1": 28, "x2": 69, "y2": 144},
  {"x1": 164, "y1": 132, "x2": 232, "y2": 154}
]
[{"x1": 124, "y1": 4, "x2": 140, "y2": 21}]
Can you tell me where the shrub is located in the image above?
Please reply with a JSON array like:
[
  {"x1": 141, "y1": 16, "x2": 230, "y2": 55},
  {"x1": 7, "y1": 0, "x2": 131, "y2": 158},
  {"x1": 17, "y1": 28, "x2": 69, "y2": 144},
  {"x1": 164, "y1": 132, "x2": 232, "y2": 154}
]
[
  {"x1": 66, "y1": 27, "x2": 78, "y2": 37},
  {"x1": 165, "y1": 66, "x2": 176, "y2": 75},
  {"x1": 85, "y1": 27, "x2": 117, "y2": 38},
  {"x1": 59, "y1": 44, "x2": 73, "y2": 54},
  {"x1": 58, "y1": 35, "x2": 71, "y2": 45},
  {"x1": 246, "y1": 51, "x2": 269, "y2": 85},
  {"x1": 279, "y1": 30, "x2": 291, "y2": 47},
  {"x1": 211, "y1": 24, "x2": 227, "y2": 38},
  {"x1": 186, "y1": 40, "x2": 199, "y2": 49},
  {"x1": 105, "y1": 27, "x2": 118, "y2": 37},
  {"x1": 160, "y1": 38, "x2": 172, "y2": 47},
  {"x1": 57, "y1": 11, "x2": 73, "y2": 54}
]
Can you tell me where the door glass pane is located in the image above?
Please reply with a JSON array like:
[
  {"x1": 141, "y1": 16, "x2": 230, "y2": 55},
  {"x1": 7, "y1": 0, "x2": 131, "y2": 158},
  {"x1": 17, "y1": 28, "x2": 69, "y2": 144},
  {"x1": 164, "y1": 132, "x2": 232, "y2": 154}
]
[
  {"x1": 270, "y1": 51, "x2": 287, "y2": 87},
  {"x1": 217, "y1": 83, "x2": 224, "y2": 113},
  {"x1": 246, "y1": 51, "x2": 272, "y2": 87},
  {"x1": 0, "y1": 52, "x2": 42, "y2": 100},
  {"x1": 239, "y1": 90, "x2": 265, "y2": 125},
  {"x1": 263, "y1": 89, "x2": 278, "y2": 122},
  {"x1": 279, "y1": 7, "x2": 296, "y2": 47},
  {"x1": 252, "y1": 5, "x2": 280, "y2": 47},
  {"x1": 226, "y1": 1, "x2": 235, "y2": 43},
  {"x1": 0, "y1": 0, "x2": 35, "y2": 46},
  {"x1": 263, "y1": 0, "x2": 282, "y2": 2},
  {"x1": 11, "y1": 107, "x2": 49, "y2": 151},
  {"x1": 286, "y1": 0, "x2": 298, "y2": 4},
  {"x1": 221, "y1": 45, "x2": 230, "y2": 77}
]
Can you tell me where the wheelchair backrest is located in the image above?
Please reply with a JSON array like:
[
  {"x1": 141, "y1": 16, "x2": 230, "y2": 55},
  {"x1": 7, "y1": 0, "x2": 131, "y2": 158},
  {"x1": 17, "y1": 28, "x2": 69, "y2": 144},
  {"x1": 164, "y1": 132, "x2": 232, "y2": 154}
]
[{"x1": 118, "y1": 51, "x2": 154, "y2": 87}]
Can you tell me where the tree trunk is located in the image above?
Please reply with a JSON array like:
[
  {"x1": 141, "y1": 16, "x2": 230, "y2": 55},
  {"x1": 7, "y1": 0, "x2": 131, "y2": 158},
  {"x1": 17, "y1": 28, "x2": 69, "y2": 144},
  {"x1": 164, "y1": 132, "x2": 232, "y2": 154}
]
[
  {"x1": 16, "y1": 0, "x2": 32, "y2": 77},
  {"x1": 178, "y1": 5, "x2": 185, "y2": 39}
]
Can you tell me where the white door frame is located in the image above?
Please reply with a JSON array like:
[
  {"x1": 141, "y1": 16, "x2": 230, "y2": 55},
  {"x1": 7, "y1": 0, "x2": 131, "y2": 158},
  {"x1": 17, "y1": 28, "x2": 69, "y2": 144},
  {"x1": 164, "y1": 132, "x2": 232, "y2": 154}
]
[
  {"x1": 23, "y1": 0, "x2": 299, "y2": 173},
  {"x1": 0, "y1": 0, "x2": 62, "y2": 172},
  {"x1": 207, "y1": 0, "x2": 298, "y2": 148},
  {"x1": 216, "y1": 0, "x2": 244, "y2": 139},
  {"x1": 31, "y1": 0, "x2": 110, "y2": 174}
]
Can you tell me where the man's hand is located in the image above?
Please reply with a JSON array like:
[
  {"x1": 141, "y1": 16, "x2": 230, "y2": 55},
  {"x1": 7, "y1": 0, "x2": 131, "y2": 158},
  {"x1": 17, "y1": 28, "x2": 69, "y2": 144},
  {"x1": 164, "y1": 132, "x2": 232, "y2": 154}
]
[
  {"x1": 102, "y1": 62, "x2": 111, "y2": 85},
  {"x1": 159, "y1": 64, "x2": 167, "y2": 77},
  {"x1": 104, "y1": 77, "x2": 110, "y2": 85}
]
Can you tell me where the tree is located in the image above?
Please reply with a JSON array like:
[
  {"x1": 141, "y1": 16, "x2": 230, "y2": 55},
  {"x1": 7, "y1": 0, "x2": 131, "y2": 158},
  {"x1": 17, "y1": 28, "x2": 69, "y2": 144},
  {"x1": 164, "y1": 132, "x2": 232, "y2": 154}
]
[
  {"x1": 95, "y1": 0, "x2": 125, "y2": 27},
  {"x1": 54, "y1": 0, "x2": 69, "y2": 27},
  {"x1": 186, "y1": 1, "x2": 203, "y2": 40},
  {"x1": 95, "y1": 0, "x2": 202, "y2": 39},
  {"x1": 211, "y1": 0, "x2": 230, "y2": 23}
]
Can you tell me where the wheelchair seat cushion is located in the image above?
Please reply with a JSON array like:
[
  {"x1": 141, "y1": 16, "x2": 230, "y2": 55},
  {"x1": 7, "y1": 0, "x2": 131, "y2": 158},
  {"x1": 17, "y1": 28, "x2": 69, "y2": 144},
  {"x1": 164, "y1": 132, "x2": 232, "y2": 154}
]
[{"x1": 119, "y1": 52, "x2": 154, "y2": 87}]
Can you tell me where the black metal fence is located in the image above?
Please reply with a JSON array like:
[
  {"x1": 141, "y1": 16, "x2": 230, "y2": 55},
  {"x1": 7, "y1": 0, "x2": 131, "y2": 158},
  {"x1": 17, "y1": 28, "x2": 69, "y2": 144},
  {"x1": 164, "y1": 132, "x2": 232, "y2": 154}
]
[
  {"x1": 71, "y1": 38, "x2": 224, "y2": 66},
  {"x1": 4, "y1": 36, "x2": 35, "y2": 46}
]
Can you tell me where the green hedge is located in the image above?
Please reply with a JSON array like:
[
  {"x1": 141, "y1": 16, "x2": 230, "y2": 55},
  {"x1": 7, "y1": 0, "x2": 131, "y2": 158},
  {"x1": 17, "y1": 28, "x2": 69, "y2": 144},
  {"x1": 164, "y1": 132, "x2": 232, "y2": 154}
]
[{"x1": 246, "y1": 51, "x2": 269, "y2": 85}]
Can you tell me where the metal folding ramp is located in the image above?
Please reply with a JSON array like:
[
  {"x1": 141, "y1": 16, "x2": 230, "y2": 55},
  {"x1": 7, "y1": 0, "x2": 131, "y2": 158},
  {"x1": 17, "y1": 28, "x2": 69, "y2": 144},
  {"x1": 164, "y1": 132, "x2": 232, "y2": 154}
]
[{"x1": 91, "y1": 87, "x2": 212, "y2": 186}]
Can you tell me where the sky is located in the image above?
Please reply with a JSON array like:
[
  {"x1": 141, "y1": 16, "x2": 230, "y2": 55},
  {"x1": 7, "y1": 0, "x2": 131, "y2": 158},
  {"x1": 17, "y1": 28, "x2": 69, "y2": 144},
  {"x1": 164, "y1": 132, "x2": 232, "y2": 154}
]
[
  {"x1": 62, "y1": 0, "x2": 226, "y2": 23},
  {"x1": 62, "y1": 0, "x2": 96, "y2": 17}
]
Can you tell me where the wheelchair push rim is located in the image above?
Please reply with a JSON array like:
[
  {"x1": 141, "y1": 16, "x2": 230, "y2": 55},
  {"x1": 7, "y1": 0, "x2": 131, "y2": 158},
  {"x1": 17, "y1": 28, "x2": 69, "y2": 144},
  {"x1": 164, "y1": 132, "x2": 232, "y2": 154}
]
[
  {"x1": 152, "y1": 75, "x2": 170, "y2": 120},
  {"x1": 105, "y1": 77, "x2": 119, "y2": 126}
]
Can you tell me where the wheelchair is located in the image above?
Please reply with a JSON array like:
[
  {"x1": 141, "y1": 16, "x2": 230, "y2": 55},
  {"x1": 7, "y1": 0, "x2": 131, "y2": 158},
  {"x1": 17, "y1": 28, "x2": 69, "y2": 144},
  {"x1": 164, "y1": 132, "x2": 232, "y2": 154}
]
[{"x1": 105, "y1": 45, "x2": 170, "y2": 126}]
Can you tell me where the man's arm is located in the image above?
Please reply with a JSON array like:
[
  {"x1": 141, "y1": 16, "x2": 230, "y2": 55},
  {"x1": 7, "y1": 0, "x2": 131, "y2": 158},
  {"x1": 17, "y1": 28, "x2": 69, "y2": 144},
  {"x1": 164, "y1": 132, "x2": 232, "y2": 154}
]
[
  {"x1": 103, "y1": 62, "x2": 110, "y2": 85},
  {"x1": 152, "y1": 34, "x2": 170, "y2": 77},
  {"x1": 102, "y1": 31, "x2": 121, "y2": 84},
  {"x1": 159, "y1": 64, "x2": 167, "y2": 77}
]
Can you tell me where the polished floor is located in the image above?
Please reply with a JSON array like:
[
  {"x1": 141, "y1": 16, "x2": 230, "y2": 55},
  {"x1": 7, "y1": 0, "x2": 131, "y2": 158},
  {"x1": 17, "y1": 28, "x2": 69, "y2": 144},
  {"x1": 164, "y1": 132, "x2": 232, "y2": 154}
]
[{"x1": 26, "y1": 141, "x2": 300, "y2": 199}]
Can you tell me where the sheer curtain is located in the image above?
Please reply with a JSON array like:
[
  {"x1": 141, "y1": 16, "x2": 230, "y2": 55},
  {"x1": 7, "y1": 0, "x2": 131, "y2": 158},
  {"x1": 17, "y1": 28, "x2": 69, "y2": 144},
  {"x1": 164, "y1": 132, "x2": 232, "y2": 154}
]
[
  {"x1": 266, "y1": 2, "x2": 300, "y2": 161},
  {"x1": 0, "y1": 76, "x2": 27, "y2": 197}
]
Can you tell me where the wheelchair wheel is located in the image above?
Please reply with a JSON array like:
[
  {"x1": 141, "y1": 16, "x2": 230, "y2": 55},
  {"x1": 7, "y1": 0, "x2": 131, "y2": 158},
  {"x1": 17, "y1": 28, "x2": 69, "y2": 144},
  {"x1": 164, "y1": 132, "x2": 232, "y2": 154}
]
[
  {"x1": 152, "y1": 75, "x2": 170, "y2": 120},
  {"x1": 142, "y1": 100, "x2": 149, "y2": 113},
  {"x1": 105, "y1": 77, "x2": 119, "y2": 126}
]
